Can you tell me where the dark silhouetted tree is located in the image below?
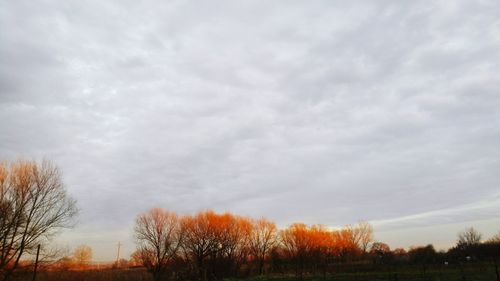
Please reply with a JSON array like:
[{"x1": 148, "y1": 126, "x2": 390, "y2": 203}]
[
  {"x1": 370, "y1": 242, "x2": 392, "y2": 264},
  {"x1": 408, "y1": 244, "x2": 437, "y2": 276},
  {"x1": 457, "y1": 227, "x2": 482, "y2": 249}
]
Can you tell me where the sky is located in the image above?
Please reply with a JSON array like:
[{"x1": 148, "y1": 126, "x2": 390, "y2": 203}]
[{"x1": 1, "y1": 0, "x2": 499, "y2": 261}]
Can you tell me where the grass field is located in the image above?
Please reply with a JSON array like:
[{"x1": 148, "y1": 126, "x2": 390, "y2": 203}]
[
  {"x1": 9, "y1": 263, "x2": 498, "y2": 281},
  {"x1": 227, "y1": 266, "x2": 498, "y2": 281}
]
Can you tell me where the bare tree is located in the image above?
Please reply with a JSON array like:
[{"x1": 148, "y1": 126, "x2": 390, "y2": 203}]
[
  {"x1": 73, "y1": 245, "x2": 92, "y2": 268},
  {"x1": 249, "y1": 218, "x2": 277, "y2": 275},
  {"x1": 180, "y1": 210, "x2": 221, "y2": 281},
  {"x1": 0, "y1": 159, "x2": 78, "y2": 281},
  {"x1": 134, "y1": 208, "x2": 184, "y2": 281},
  {"x1": 357, "y1": 221, "x2": 374, "y2": 253},
  {"x1": 280, "y1": 223, "x2": 314, "y2": 281},
  {"x1": 457, "y1": 227, "x2": 482, "y2": 248},
  {"x1": 487, "y1": 231, "x2": 500, "y2": 243},
  {"x1": 217, "y1": 214, "x2": 252, "y2": 277},
  {"x1": 347, "y1": 221, "x2": 373, "y2": 254}
]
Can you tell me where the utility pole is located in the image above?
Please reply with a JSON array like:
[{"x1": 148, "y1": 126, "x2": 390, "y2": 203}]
[
  {"x1": 116, "y1": 241, "x2": 122, "y2": 266},
  {"x1": 32, "y1": 244, "x2": 41, "y2": 281}
]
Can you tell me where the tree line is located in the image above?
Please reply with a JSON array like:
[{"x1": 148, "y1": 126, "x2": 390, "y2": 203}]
[
  {"x1": 132, "y1": 208, "x2": 371, "y2": 281},
  {"x1": 132, "y1": 208, "x2": 500, "y2": 281}
]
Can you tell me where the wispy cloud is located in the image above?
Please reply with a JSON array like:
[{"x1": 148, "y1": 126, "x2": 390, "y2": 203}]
[{"x1": 372, "y1": 193, "x2": 500, "y2": 231}]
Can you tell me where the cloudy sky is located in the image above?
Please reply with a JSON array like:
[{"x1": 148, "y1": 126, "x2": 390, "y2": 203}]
[{"x1": 1, "y1": 0, "x2": 500, "y2": 261}]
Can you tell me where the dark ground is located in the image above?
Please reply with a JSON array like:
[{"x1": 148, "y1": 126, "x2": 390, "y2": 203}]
[{"x1": 9, "y1": 263, "x2": 499, "y2": 281}]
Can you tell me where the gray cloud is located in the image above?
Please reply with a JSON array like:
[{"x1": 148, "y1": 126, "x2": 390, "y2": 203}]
[{"x1": 1, "y1": 0, "x2": 500, "y2": 260}]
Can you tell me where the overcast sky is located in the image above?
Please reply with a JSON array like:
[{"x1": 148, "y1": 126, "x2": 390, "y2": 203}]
[{"x1": 1, "y1": 0, "x2": 500, "y2": 261}]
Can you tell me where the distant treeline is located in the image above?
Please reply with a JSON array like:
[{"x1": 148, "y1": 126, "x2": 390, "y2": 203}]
[{"x1": 132, "y1": 208, "x2": 500, "y2": 281}]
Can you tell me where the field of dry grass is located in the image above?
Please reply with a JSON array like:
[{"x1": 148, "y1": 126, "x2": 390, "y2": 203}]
[{"x1": 8, "y1": 263, "x2": 498, "y2": 281}]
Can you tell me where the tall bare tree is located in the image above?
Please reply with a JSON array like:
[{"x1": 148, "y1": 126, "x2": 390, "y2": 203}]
[
  {"x1": 457, "y1": 227, "x2": 482, "y2": 248},
  {"x1": 249, "y1": 218, "x2": 277, "y2": 275},
  {"x1": 280, "y1": 223, "x2": 314, "y2": 281},
  {"x1": 217, "y1": 214, "x2": 252, "y2": 277},
  {"x1": 0, "y1": 159, "x2": 77, "y2": 281},
  {"x1": 349, "y1": 221, "x2": 373, "y2": 253},
  {"x1": 134, "y1": 208, "x2": 184, "y2": 281}
]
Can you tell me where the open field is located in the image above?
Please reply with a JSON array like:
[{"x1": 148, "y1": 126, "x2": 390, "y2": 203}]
[
  {"x1": 11, "y1": 268, "x2": 151, "y2": 281},
  {"x1": 9, "y1": 263, "x2": 499, "y2": 281}
]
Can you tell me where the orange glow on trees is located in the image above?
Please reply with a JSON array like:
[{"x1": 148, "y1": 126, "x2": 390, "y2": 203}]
[
  {"x1": 249, "y1": 218, "x2": 277, "y2": 274},
  {"x1": 180, "y1": 210, "x2": 253, "y2": 280},
  {"x1": 0, "y1": 160, "x2": 77, "y2": 281},
  {"x1": 280, "y1": 223, "x2": 316, "y2": 280},
  {"x1": 180, "y1": 210, "x2": 221, "y2": 281},
  {"x1": 132, "y1": 209, "x2": 376, "y2": 281},
  {"x1": 331, "y1": 228, "x2": 360, "y2": 260},
  {"x1": 134, "y1": 208, "x2": 184, "y2": 281},
  {"x1": 73, "y1": 245, "x2": 93, "y2": 269}
]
